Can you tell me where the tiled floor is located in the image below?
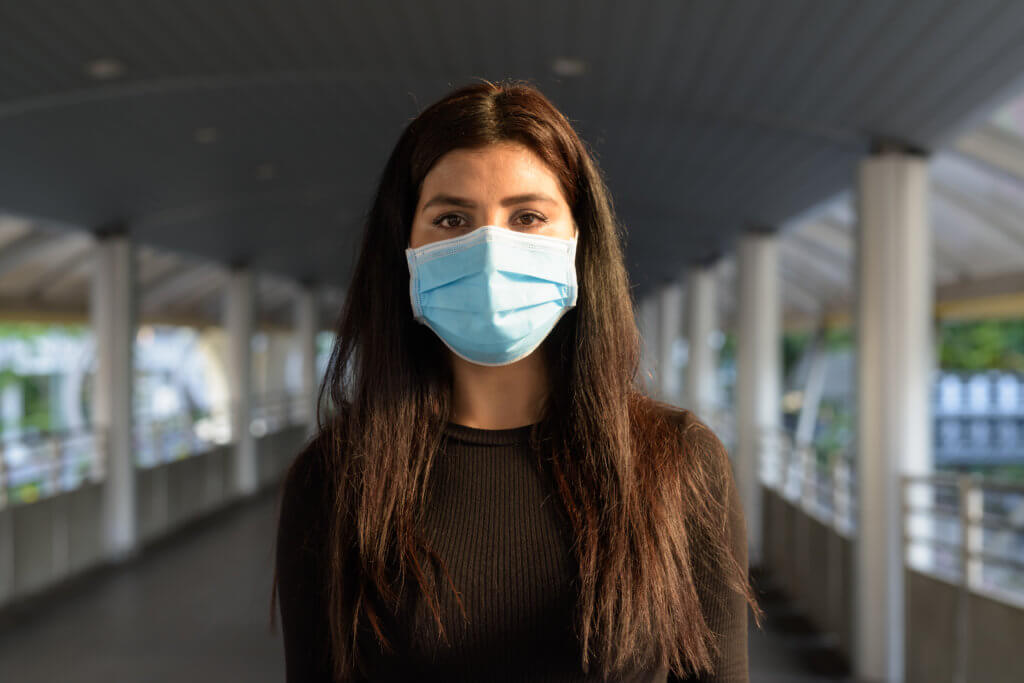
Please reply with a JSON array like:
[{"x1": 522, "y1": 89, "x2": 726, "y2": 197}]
[{"x1": 0, "y1": 488, "x2": 854, "y2": 682}]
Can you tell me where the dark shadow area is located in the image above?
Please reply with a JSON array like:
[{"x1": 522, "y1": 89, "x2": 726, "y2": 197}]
[{"x1": 749, "y1": 567, "x2": 858, "y2": 683}]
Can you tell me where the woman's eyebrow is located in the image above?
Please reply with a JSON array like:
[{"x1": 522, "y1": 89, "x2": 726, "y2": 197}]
[
  {"x1": 420, "y1": 192, "x2": 558, "y2": 211},
  {"x1": 499, "y1": 193, "x2": 557, "y2": 206},
  {"x1": 421, "y1": 194, "x2": 475, "y2": 210}
]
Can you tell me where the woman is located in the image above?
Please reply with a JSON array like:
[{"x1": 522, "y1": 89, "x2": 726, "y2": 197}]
[{"x1": 271, "y1": 80, "x2": 761, "y2": 682}]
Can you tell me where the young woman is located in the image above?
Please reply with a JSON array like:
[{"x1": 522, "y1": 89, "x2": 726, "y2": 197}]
[{"x1": 271, "y1": 80, "x2": 761, "y2": 682}]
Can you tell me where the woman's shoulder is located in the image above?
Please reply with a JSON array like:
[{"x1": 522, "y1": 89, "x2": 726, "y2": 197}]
[
  {"x1": 284, "y1": 430, "x2": 330, "y2": 488},
  {"x1": 276, "y1": 428, "x2": 336, "y2": 537},
  {"x1": 639, "y1": 398, "x2": 730, "y2": 464}
]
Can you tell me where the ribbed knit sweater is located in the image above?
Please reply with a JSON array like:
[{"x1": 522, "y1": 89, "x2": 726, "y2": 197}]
[{"x1": 274, "y1": 413, "x2": 749, "y2": 682}]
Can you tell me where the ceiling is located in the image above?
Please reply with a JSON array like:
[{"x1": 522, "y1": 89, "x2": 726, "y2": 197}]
[
  {"x1": 4, "y1": 0, "x2": 1024, "y2": 297},
  {"x1": 0, "y1": 214, "x2": 346, "y2": 328}
]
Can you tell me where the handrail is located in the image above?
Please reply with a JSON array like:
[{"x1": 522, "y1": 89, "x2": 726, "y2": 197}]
[
  {"x1": 0, "y1": 427, "x2": 107, "y2": 509},
  {"x1": 0, "y1": 390, "x2": 314, "y2": 509},
  {"x1": 901, "y1": 472, "x2": 1024, "y2": 582},
  {"x1": 900, "y1": 472, "x2": 1024, "y2": 683},
  {"x1": 708, "y1": 403, "x2": 1024, "y2": 683}
]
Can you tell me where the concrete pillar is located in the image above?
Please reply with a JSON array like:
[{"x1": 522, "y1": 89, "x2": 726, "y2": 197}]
[
  {"x1": 853, "y1": 147, "x2": 933, "y2": 683},
  {"x1": 91, "y1": 230, "x2": 137, "y2": 559},
  {"x1": 735, "y1": 230, "x2": 781, "y2": 567},
  {"x1": 295, "y1": 285, "x2": 319, "y2": 436},
  {"x1": 685, "y1": 264, "x2": 719, "y2": 419},
  {"x1": 639, "y1": 294, "x2": 660, "y2": 396},
  {"x1": 658, "y1": 282, "x2": 684, "y2": 403},
  {"x1": 225, "y1": 267, "x2": 257, "y2": 496}
]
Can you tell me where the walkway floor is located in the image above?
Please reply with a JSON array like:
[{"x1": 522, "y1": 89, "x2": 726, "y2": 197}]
[
  {"x1": 0, "y1": 488, "x2": 854, "y2": 682},
  {"x1": 748, "y1": 572, "x2": 855, "y2": 683}
]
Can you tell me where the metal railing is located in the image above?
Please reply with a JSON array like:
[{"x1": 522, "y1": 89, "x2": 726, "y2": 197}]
[
  {"x1": 902, "y1": 472, "x2": 1024, "y2": 599},
  {"x1": 250, "y1": 390, "x2": 313, "y2": 437},
  {"x1": 0, "y1": 428, "x2": 107, "y2": 507},
  {"x1": 901, "y1": 472, "x2": 1024, "y2": 683},
  {"x1": 727, "y1": 411, "x2": 1024, "y2": 683},
  {"x1": 763, "y1": 424, "x2": 1024, "y2": 593},
  {"x1": 134, "y1": 408, "x2": 227, "y2": 468},
  {"x1": 1, "y1": 391, "x2": 314, "y2": 510},
  {"x1": 762, "y1": 426, "x2": 858, "y2": 537}
]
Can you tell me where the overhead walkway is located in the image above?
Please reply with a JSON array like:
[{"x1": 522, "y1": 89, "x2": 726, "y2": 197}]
[{"x1": 4, "y1": 3, "x2": 1024, "y2": 682}]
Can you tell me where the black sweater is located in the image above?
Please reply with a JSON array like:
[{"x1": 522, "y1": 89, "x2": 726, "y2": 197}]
[{"x1": 274, "y1": 411, "x2": 749, "y2": 682}]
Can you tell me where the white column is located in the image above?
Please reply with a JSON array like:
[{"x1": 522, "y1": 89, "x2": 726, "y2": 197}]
[
  {"x1": 91, "y1": 230, "x2": 137, "y2": 560},
  {"x1": 295, "y1": 285, "x2": 319, "y2": 436},
  {"x1": 735, "y1": 231, "x2": 780, "y2": 567},
  {"x1": 685, "y1": 265, "x2": 719, "y2": 418},
  {"x1": 658, "y1": 282, "x2": 684, "y2": 403},
  {"x1": 854, "y1": 148, "x2": 933, "y2": 683},
  {"x1": 639, "y1": 294, "x2": 660, "y2": 396},
  {"x1": 225, "y1": 267, "x2": 257, "y2": 496}
]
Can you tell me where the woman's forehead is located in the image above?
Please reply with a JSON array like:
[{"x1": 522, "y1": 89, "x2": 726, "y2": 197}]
[{"x1": 420, "y1": 143, "x2": 565, "y2": 201}]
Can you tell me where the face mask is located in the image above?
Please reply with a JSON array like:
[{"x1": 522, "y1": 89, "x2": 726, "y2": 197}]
[{"x1": 405, "y1": 225, "x2": 578, "y2": 366}]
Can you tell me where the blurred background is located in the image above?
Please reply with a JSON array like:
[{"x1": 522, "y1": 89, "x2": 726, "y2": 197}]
[{"x1": 0, "y1": 1, "x2": 1023, "y2": 681}]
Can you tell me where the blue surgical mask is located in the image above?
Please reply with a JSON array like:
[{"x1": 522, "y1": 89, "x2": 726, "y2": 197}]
[{"x1": 406, "y1": 225, "x2": 578, "y2": 366}]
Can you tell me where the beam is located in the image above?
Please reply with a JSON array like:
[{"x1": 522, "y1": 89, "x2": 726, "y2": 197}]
[
  {"x1": 0, "y1": 229, "x2": 65, "y2": 278},
  {"x1": 141, "y1": 263, "x2": 223, "y2": 314},
  {"x1": 953, "y1": 124, "x2": 1024, "y2": 182}
]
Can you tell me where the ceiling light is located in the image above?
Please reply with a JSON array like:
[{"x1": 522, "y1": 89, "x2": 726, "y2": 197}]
[
  {"x1": 551, "y1": 57, "x2": 587, "y2": 77},
  {"x1": 256, "y1": 163, "x2": 276, "y2": 181},
  {"x1": 85, "y1": 57, "x2": 126, "y2": 80},
  {"x1": 194, "y1": 127, "x2": 219, "y2": 144}
]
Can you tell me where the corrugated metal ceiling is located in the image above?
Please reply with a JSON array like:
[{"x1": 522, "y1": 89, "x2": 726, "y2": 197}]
[{"x1": 2, "y1": 0, "x2": 1024, "y2": 296}]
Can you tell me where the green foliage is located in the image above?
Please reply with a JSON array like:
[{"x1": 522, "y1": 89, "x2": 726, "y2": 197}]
[
  {"x1": 813, "y1": 400, "x2": 853, "y2": 461},
  {"x1": 782, "y1": 330, "x2": 812, "y2": 378},
  {"x1": 718, "y1": 330, "x2": 735, "y2": 363},
  {"x1": 824, "y1": 325, "x2": 853, "y2": 350},
  {"x1": 12, "y1": 482, "x2": 41, "y2": 504},
  {"x1": 0, "y1": 322, "x2": 87, "y2": 340},
  {"x1": 938, "y1": 318, "x2": 1024, "y2": 371}
]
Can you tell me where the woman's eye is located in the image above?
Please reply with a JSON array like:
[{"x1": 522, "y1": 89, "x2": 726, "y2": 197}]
[
  {"x1": 515, "y1": 212, "x2": 547, "y2": 227},
  {"x1": 433, "y1": 214, "x2": 466, "y2": 229}
]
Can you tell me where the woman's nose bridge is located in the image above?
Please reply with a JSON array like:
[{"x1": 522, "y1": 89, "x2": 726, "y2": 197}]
[{"x1": 479, "y1": 205, "x2": 506, "y2": 228}]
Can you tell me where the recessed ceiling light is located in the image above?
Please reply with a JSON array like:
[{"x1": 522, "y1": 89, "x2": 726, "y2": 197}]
[
  {"x1": 551, "y1": 57, "x2": 587, "y2": 77},
  {"x1": 85, "y1": 57, "x2": 126, "y2": 80},
  {"x1": 195, "y1": 127, "x2": 219, "y2": 144},
  {"x1": 256, "y1": 163, "x2": 276, "y2": 181}
]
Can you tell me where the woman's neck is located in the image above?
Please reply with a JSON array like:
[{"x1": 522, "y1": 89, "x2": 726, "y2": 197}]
[{"x1": 448, "y1": 350, "x2": 548, "y2": 429}]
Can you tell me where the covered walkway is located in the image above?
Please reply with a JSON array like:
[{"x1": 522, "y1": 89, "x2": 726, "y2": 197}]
[{"x1": 3, "y1": 2, "x2": 1024, "y2": 682}]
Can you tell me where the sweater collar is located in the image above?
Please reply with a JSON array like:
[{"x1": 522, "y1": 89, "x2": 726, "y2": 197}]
[{"x1": 442, "y1": 420, "x2": 539, "y2": 446}]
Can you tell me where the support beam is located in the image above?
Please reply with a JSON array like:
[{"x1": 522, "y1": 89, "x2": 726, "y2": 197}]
[
  {"x1": 735, "y1": 230, "x2": 781, "y2": 567},
  {"x1": 0, "y1": 229, "x2": 62, "y2": 278},
  {"x1": 224, "y1": 267, "x2": 257, "y2": 496},
  {"x1": 657, "y1": 282, "x2": 684, "y2": 404},
  {"x1": 684, "y1": 264, "x2": 719, "y2": 419},
  {"x1": 90, "y1": 229, "x2": 137, "y2": 560},
  {"x1": 24, "y1": 241, "x2": 95, "y2": 300},
  {"x1": 854, "y1": 148, "x2": 933, "y2": 683},
  {"x1": 142, "y1": 263, "x2": 222, "y2": 314}
]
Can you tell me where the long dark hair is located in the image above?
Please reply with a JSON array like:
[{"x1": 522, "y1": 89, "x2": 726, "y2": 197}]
[{"x1": 271, "y1": 79, "x2": 761, "y2": 680}]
